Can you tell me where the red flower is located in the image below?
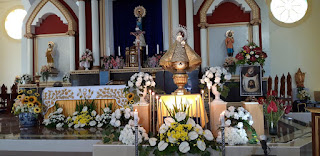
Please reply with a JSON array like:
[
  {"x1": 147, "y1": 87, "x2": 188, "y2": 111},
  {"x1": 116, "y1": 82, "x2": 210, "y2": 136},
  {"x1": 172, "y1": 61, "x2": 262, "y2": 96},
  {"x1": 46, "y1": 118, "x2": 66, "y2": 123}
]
[
  {"x1": 253, "y1": 47, "x2": 262, "y2": 53},
  {"x1": 267, "y1": 101, "x2": 278, "y2": 113},
  {"x1": 285, "y1": 105, "x2": 292, "y2": 114},
  {"x1": 258, "y1": 97, "x2": 265, "y2": 104},
  {"x1": 236, "y1": 53, "x2": 244, "y2": 60},
  {"x1": 243, "y1": 46, "x2": 250, "y2": 52},
  {"x1": 261, "y1": 52, "x2": 268, "y2": 58},
  {"x1": 250, "y1": 56, "x2": 256, "y2": 62},
  {"x1": 272, "y1": 90, "x2": 277, "y2": 96}
]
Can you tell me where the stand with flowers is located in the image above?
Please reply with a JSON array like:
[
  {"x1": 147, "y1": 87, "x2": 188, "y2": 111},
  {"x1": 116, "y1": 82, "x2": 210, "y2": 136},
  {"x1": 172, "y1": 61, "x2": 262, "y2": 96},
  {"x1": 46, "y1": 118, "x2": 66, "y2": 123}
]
[
  {"x1": 80, "y1": 49, "x2": 93, "y2": 70},
  {"x1": 102, "y1": 55, "x2": 125, "y2": 70},
  {"x1": 12, "y1": 89, "x2": 42, "y2": 127},
  {"x1": 223, "y1": 57, "x2": 237, "y2": 75},
  {"x1": 200, "y1": 66, "x2": 231, "y2": 103},
  {"x1": 258, "y1": 91, "x2": 292, "y2": 135},
  {"x1": 40, "y1": 65, "x2": 51, "y2": 82}
]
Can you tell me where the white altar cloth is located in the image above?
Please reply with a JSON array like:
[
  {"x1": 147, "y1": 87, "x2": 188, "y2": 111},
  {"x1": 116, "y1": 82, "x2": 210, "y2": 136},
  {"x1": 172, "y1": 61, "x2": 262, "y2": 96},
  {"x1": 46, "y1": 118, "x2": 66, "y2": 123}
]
[{"x1": 42, "y1": 85, "x2": 127, "y2": 113}]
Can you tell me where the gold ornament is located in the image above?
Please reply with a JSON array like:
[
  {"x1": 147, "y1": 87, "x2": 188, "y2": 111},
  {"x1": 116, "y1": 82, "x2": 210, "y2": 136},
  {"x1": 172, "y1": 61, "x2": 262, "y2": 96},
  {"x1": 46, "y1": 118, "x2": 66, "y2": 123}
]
[
  {"x1": 134, "y1": 5, "x2": 146, "y2": 18},
  {"x1": 295, "y1": 68, "x2": 305, "y2": 88}
]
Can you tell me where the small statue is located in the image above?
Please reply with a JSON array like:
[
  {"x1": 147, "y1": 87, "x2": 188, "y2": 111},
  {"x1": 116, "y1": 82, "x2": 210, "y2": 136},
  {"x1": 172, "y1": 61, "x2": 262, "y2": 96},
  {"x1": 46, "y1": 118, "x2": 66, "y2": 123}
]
[
  {"x1": 46, "y1": 41, "x2": 55, "y2": 67},
  {"x1": 134, "y1": 6, "x2": 146, "y2": 47},
  {"x1": 295, "y1": 68, "x2": 305, "y2": 88},
  {"x1": 225, "y1": 30, "x2": 234, "y2": 57}
]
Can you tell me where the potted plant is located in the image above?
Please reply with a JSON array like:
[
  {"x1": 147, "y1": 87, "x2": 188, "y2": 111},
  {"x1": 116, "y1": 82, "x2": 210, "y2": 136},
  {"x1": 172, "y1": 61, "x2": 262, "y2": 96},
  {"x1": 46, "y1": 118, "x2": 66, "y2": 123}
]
[
  {"x1": 40, "y1": 65, "x2": 51, "y2": 82},
  {"x1": 12, "y1": 89, "x2": 42, "y2": 127},
  {"x1": 258, "y1": 91, "x2": 292, "y2": 135}
]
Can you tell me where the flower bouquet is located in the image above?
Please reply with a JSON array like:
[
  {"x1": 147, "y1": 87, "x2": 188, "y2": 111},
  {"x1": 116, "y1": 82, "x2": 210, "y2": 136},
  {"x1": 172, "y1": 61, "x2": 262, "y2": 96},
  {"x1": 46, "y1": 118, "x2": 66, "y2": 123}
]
[
  {"x1": 145, "y1": 53, "x2": 165, "y2": 68},
  {"x1": 110, "y1": 107, "x2": 134, "y2": 128},
  {"x1": 119, "y1": 123, "x2": 149, "y2": 145},
  {"x1": 200, "y1": 66, "x2": 231, "y2": 102},
  {"x1": 124, "y1": 72, "x2": 156, "y2": 105},
  {"x1": 216, "y1": 106, "x2": 257, "y2": 145},
  {"x1": 297, "y1": 87, "x2": 311, "y2": 101},
  {"x1": 258, "y1": 90, "x2": 292, "y2": 135},
  {"x1": 12, "y1": 89, "x2": 42, "y2": 127},
  {"x1": 40, "y1": 65, "x2": 51, "y2": 82},
  {"x1": 102, "y1": 55, "x2": 125, "y2": 70},
  {"x1": 14, "y1": 75, "x2": 21, "y2": 84},
  {"x1": 223, "y1": 57, "x2": 237, "y2": 75},
  {"x1": 43, "y1": 103, "x2": 66, "y2": 129},
  {"x1": 145, "y1": 101, "x2": 218, "y2": 155},
  {"x1": 80, "y1": 49, "x2": 93, "y2": 70},
  {"x1": 235, "y1": 42, "x2": 267, "y2": 66},
  {"x1": 66, "y1": 99, "x2": 97, "y2": 128}
]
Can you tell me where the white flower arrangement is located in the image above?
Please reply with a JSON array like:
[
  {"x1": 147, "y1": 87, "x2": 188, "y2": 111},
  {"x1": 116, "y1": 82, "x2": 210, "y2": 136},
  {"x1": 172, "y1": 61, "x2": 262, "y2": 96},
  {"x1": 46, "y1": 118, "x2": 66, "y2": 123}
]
[
  {"x1": 43, "y1": 107, "x2": 66, "y2": 129},
  {"x1": 297, "y1": 88, "x2": 311, "y2": 101},
  {"x1": 127, "y1": 72, "x2": 156, "y2": 90},
  {"x1": 200, "y1": 66, "x2": 231, "y2": 88},
  {"x1": 119, "y1": 124, "x2": 149, "y2": 145},
  {"x1": 216, "y1": 106, "x2": 258, "y2": 145},
  {"x1": 148, "y1": 111, "x2": 216, "y2": 155},
  {"x1": 89, "y1": 107, "x2": 112, "y2": 128},
  {"x1": 110, "y1": 108, "x2": 134, "y2": 128},
  {"x1": 62, "y1": 73, "x2": 70, "y2": 83}
]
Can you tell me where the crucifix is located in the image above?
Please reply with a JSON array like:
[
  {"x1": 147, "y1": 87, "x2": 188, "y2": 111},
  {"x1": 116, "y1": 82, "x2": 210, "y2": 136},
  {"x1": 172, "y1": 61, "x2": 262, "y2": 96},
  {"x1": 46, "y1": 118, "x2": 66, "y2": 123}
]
[{"x1": 130, "y1": 29, "x2": 145, "y2": 72}]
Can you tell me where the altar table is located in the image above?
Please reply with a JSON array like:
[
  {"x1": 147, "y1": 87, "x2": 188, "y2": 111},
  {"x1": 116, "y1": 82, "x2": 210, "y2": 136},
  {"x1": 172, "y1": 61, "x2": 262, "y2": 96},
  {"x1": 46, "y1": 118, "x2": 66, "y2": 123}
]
[
  {"x1": 158, "y1": 94, "x2": 208, "y2": 128},
  {"x1": 42, "y1": 85, "x2": 127, "y2": 117}
]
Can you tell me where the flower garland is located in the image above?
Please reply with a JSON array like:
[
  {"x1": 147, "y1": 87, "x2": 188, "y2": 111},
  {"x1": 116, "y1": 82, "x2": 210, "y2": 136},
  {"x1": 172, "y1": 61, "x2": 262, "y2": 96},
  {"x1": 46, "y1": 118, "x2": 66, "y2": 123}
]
[
  {"x1": 216, "y1": 106, "x2": 257, "y2": 145},
  {"x1": 235, "y1": 42, "x2": 267, "y2": 66}
]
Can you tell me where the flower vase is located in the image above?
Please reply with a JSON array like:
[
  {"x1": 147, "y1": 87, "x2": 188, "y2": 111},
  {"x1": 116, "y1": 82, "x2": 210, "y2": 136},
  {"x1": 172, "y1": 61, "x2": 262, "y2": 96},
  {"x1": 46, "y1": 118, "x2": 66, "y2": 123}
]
[
  {"x1": 269, "y1": 121, "x2": 278, "y2": 136},
  {"x1": 139, "y1": 87, "x2": 148, "y2": 105},
  {"x1": 19, "y1": 112, "x2": 37, "y2": 128},
  {"x1": 83, "y1": 61, "x2": 90, "y2": 70},
  {"x1": 212, "y1": 84, "x2": 224, "y2": 102}
]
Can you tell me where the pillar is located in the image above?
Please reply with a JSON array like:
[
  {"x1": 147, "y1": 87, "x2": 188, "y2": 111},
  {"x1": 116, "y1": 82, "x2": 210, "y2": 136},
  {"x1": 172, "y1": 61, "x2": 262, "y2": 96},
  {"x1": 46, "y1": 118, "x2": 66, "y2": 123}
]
[
  {"x1": 252, "y1": 25, "x2": 260, "y2": 46},
  {"x1": 162, "y1": 0, "x2": 169, "y2": 51},
  {"x1": 68, "y1": 31, "x2": 76, "y2": 71},
  {"x1": 186, "y1": 0, "x2": 194, "y2": 49},
  {"x1": 91, "y1": 0, "x2": 100, "y2": 68},
  {"x1": 199, "y1": 23, "x2": 208, "y2": 71},
  {"x1": 78, "y1": 0, "x2": 86, "y2": 62},
  {"x1": 171, "y1": 0, "x2": 179, "y2": 34},
  {"x1": 27, "y1": 37, "x2": 33, "y2": 75}
]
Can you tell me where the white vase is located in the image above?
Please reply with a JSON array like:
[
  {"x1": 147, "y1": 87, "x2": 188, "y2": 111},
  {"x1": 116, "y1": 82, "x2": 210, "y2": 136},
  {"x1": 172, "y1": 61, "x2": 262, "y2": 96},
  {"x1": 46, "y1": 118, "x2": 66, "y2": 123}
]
[
  {"x1": 212, "y1": 84, "x2": 224, "y2": 103},
  {"x1": 83, "y1": 61, "x2": 90, "y2": 70}
]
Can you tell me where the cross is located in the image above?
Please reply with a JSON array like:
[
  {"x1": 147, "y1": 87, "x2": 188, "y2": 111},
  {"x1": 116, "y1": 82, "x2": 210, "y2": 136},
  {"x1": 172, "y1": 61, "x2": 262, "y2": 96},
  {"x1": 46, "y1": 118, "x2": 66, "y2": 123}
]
[{"x1": 130, "y1": 30, "x2": 145, "y2": 72}]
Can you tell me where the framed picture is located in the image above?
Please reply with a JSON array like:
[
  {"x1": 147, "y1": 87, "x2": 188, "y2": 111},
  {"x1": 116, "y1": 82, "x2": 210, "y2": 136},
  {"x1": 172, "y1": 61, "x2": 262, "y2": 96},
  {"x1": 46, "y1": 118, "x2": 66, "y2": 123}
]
[{"x1": 240, "y1": 65, "x2": 262, "y2": 96}]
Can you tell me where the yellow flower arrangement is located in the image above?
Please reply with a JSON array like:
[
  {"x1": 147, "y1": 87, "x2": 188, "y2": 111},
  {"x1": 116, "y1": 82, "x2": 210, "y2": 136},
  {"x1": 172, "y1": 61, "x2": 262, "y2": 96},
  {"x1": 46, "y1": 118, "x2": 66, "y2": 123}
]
[
  {"x1": 126, "y1": 93, "x2": 135, "y2": 101},
  {"x1": 34, "y1": 107, "x2": 41, "y2": 113},
  {"x1": 28, "y1": 96, "x2": 37, "y2": 103},
  {"x1": 27, "y1": 90, "x2": 33, "y2": 95},
  {"x1": 27, "y1": 103, "x2": 34, "y2": 108},
  {"x1": 73, "y1": 112, "x2": 92, "y2": 126}
]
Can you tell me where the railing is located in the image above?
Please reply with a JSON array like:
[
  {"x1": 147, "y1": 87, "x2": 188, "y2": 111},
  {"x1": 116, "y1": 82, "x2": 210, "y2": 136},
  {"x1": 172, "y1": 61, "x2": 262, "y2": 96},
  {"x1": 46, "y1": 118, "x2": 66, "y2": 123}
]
[{"x1": 0, "y1": 84, "x2": 18, "y2": 113}]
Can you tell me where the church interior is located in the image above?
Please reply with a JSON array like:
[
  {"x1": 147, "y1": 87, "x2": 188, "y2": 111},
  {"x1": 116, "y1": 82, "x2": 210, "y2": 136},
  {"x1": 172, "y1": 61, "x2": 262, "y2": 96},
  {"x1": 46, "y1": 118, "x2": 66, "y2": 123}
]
[{"x1": 0, "y1": 0, "x2": 319, "y2": 155}]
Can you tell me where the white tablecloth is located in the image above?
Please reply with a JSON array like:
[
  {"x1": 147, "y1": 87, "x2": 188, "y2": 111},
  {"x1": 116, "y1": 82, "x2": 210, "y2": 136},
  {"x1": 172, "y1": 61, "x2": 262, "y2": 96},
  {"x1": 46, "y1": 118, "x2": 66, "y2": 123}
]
[{"x1": 42, "y1": 85, "x2": 127, "y2": 113}]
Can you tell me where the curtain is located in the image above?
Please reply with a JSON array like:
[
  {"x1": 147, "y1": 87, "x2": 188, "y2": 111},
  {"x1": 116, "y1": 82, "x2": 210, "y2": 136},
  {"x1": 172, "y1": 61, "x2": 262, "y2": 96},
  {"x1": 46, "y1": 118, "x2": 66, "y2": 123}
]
[{"x1": 113, "y1": 0, "x2": 163, "y2": 57}]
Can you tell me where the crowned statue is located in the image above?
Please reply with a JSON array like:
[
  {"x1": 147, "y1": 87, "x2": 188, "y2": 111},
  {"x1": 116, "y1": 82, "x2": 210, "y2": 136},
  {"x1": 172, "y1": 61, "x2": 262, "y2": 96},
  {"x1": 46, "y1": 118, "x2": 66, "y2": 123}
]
[
  {"x1": 160, "y1": 26, "x2": 201, "y2": 94},
  {"x1": 46, "y1": 41, "x2": 55, "y2": 67},
  {"x1": 134, "y1": 6, "x2": 146, "y2": 47}
]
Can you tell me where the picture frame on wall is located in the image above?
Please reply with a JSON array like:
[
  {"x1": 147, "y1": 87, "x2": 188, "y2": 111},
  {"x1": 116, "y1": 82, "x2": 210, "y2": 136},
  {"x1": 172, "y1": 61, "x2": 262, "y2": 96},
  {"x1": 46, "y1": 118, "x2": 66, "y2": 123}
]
[{"x1": 240, "y1": 65, "x2": 262, "y2": 96}]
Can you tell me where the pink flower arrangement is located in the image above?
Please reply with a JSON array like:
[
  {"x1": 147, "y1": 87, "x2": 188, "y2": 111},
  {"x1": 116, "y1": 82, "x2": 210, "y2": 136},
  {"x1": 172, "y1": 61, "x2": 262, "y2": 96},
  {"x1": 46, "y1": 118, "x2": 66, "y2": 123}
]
[
  {"x1": 102, "y1": 55, "x2": 125, "y2": 70},
  {"x1": 146, "y1": 51, "x2": 166, "y2": 68},
  {"x1": 80, "y1": 49, "x2": 93, "y2": 63}
]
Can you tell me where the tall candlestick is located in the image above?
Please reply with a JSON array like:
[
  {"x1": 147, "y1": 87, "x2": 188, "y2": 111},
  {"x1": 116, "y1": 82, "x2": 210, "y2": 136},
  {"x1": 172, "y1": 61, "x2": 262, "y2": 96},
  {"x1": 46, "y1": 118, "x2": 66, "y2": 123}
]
[
  {"x1": 201, "y1": 89, "x2": 204, "y2": 101},
  {"x1": 220, "y1": 111, "x2": 225, "y2": 127},
  {"x1": 159, "y1": 99, "x2": 163, "y2": 126},
  {"x1": 146, "y1": 45, "x2": 149, "y2": 56},
  {"x1": 152, "y1": 92, "x2": 155, "y2": 133},
  {"x1": 190, "y1": 101, "x2": 193, "y2": 120},
  {"x1": 198, "y1": 97, "x2": 201, "y2": 124},
  {"x1": 149, "y1": 89, "x2": 152, "y2": 132},
  {"x1": 118, "y1": 46, "x2": 121, "y2": 56},
  {"x1": 155, "y1": 95, "x2": 159, "y2": 134},
  {"x1": 156, "y1": 44, "x2": 159, "y2": 54},
  {"x1": 134, "y1": 109, "x2": 139, "y2": 126}
]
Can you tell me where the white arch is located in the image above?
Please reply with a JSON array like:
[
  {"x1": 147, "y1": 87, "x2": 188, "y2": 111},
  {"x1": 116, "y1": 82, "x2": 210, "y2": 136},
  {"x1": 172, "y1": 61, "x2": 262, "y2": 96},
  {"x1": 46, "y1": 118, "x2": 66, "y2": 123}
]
[
  {"x1": 206, "y1": 0, "x2": 251, "y2": 15},
  {"x1": 31, "y1": 1, "x2": 68, "y2": 27}
]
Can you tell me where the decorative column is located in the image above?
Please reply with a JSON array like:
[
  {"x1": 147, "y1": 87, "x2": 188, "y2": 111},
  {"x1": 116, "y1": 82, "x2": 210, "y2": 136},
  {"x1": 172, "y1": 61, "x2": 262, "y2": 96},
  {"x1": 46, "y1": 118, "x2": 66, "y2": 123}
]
[
  {"x1": 199, "y1": 23, "x2": 208, "y2": 71},
  {"x1": 250, "y1": 19, "x2": 261, "y2": 46},
  {"x1": 162, "y1": 0, "x2": 169, "y2": 51},
  {"x1": 186, "y1": 0, "x2": 194, "y2": 49},
  {"x1": 67, "y1": 31, "x2": 76, "y2": 71},
  {"x1": 78, "y1": 0, "x2": 86, "y2": 63},
  {"x1": 26, "y1": 36, "x2": 34, "y2": 76},
  {"x1": 171, "y1": 0, "x2": 179, "y2": 37},
  {"x1": 91, "y1": 0, "x2": 100, "y2": 69},
  {"x1": 105, "y1": 0, "x2": 114, "y2": 56}
]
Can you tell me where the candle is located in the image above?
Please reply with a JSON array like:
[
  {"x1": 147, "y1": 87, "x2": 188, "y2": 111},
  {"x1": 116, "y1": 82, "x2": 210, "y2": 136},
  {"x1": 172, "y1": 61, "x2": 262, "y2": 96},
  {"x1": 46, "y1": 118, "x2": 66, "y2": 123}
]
[
  {"x1": 146, "y1": 45, "x2": 149, "y2": 56},
  {"x1": 107, "y1": 47, "x2": 111, "y2": 56},
  {"x1": 190, "y1": 101, "x2": 193, "y2": 120},
  {"x1": 195, "y1": 98, "x2": 198, "y2": 124},
  {"x1": 201, "y1": 89, "x2": 204, "y2": 100},
  {"x1": 155, "y1": 95, "x2": 159, "y2": 134},
  {"x1": 220, "y1": 111, "x2": 225, "y2": 127},
  {"x1": 152, "y1": 92, "x2": 155, "y2": 132},
  {"x1": 159, "y1": 99, "x2": 162, "y2": 126},
  {"x1": 198, "y1": 97, "x2": 201, "y2": 124},
  {"x1": 118, "y1": 46, "x2": 121, "y2": 56},
  {"x1": 149, "y1": 89, "x2": 152, "y2": 131},
  {"x1": 134, "y1": 109, "x2": 139, "y2": 126},
  {"x1": 157, "y1": 44, "x2": 159, "y2": 54}
]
